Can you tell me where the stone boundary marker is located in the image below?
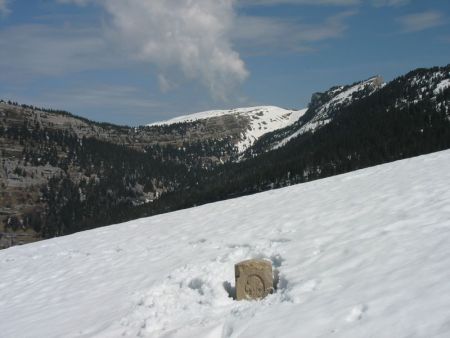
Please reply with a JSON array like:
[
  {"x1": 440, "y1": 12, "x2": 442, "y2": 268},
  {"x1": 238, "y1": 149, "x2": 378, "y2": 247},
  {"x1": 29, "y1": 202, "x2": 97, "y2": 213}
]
[{"x1": 235, "y1": 259, "x2": 273, "y2": 301}]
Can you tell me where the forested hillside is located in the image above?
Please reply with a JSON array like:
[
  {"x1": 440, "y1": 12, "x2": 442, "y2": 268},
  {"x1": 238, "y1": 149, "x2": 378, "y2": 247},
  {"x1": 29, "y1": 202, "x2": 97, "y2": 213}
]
[
  {"x1": 1, "y1": 65, "x2": 449, "y2": 247},
  {"x1": 142, "y1": 65, "x2": 450, "y2": 211}
]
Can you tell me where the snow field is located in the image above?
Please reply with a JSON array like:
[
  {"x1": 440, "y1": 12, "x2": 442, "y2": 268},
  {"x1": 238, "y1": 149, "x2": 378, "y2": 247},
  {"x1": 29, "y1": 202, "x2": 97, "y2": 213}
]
[{"x1": 1, "y1": 150, "x2": 450, "y2": 337}]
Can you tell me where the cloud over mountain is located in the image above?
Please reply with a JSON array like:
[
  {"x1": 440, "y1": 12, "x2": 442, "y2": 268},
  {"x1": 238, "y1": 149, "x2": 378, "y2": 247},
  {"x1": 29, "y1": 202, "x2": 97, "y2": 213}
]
[{"x1": 61, "y1": 0, "x2": 248, "y2": 100}]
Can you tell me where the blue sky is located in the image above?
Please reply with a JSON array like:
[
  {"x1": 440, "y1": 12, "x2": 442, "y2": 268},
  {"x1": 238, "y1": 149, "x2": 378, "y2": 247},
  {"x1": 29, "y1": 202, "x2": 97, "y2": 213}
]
[{"x1": 0, "y1": 0, "x2": 449, "y2": 125}]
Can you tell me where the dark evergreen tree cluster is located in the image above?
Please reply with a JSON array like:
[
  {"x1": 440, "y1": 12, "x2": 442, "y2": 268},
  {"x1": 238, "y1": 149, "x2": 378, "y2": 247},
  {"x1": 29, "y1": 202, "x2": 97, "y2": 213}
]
[
  {"x1": 145, "y1": 137, "x2": 237, "y2": 169},
  {"x1": 1, "y1": 121, "x2": 207, "y2": 237}
]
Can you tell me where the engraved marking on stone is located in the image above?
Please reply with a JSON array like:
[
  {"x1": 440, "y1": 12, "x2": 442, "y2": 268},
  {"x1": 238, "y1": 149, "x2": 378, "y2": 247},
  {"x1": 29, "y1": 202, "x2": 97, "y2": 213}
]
[{"x1": 245, "y1": 274, "x2": 265, "y2": 298}]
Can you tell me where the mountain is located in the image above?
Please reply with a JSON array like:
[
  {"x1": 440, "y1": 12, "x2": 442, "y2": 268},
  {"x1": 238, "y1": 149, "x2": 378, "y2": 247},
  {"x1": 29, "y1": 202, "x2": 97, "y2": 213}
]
[
  {"x1": 0, "y1": 103, "x2": 303, "y2": 246},
  {"x1": 183, "y1": 65, "x2": 450, "y2": 201},
  {"x1": 149, "y1": 106, "x2": 307, "y2": 153},
  {"x1": 1, "y1": 64, "x2": 449, "y2": 247},
  {"x1": 0, "y1": 102, "x2": 204, "y2": 245},
  {"x1": 1, "y1": 149, "x2": 450, "y2": 338},
  {"x1": 243, "y1": 76, "x2": 384, "y2": 157}
]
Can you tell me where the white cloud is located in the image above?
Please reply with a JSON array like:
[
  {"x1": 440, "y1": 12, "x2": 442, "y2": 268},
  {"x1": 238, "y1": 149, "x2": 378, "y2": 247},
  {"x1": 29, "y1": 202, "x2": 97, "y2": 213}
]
[
  {"x1": 238, "y1": 0, "x2": 358, "y2": 5},
  {"x1": 48, "y1": 85, "x2": 162, "y2": 110},
  {"x1": 0, "y1": 24, "x2": 121, "y2": 78},
  {"x1": 2, "y1": 0, "x2": 409, "y2": 102},
  {"x1": 0, "y1": 0, "x2": 10, "y2": 15},
  {"x1": 232, "y1": 11, "x2": 357, "y2": 54},
  {"x1": 60, "y1": 0, "x2": 248, "y2": 100},
  {"x1": 108, "y1": 0, "x2": 247, "y2": 100},
  {"x1": 238, "y1": 0, "x2": 409, "y2": 6},
  {"x1": 397, "y1": 10, "x2": 445, "y2": 33},
  {"x1": 57, "y1": 0, "x2": 89, "y2": 5},
  {"x1": 158, "y1": 74, "x2": 176, "y2": 93},
  {"x1": 2, "y1": 0, "x2": 249, "y2": 100},
  {"x1": 372, "y1": 0, "x2": 409, "y2": 7}
]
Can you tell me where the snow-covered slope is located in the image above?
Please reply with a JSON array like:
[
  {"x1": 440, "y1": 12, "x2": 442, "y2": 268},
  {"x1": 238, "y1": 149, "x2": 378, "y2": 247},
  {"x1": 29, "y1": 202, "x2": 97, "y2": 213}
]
[
  {"x1": 2, "y1": 150, "x2": 450, "y2": 338},
  {"x1": 148, "y1": 106, "x2": 306, "y2": 152}
]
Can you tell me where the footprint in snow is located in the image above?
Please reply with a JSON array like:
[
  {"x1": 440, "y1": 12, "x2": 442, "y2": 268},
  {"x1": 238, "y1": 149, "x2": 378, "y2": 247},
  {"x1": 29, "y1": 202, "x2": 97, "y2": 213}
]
[
  {"x1": 189, "y1": 238, "x2": 207, "y2": 247},
  {"x1": 270, "y1": 253, "x2": 284, "y2": 268},
  {"x1": 270, "y1": 238, "x2": 291, "y2": 245},
  {"x1": 345, "y1": 304, "x2": 368, "y2": 322},
  {"x1": 298, "y1": 279, "x2": 320, "y2": 292}
]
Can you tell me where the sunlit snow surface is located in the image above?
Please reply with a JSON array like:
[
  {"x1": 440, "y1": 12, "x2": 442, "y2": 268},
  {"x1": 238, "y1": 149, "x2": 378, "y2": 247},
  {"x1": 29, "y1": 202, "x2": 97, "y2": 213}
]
[
  {"x1": 434, "y1": 78, "x2": 450, "y2": 95},
  {"x1": 1, "y1": 150, "x2": 450, "y2": 338}
]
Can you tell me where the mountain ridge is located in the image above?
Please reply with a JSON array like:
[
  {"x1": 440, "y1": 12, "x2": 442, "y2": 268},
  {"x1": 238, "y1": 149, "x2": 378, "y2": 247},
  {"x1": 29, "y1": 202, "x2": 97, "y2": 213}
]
[
  {"x1": 243, "y1": 75, "x2": 385, "y2": 157},
  {"x1": 148, "y1": 105, "x2": 308, "y2": 153},
  {"x1": 1, "y1": 64, "x2": 449, "y2": 247}
]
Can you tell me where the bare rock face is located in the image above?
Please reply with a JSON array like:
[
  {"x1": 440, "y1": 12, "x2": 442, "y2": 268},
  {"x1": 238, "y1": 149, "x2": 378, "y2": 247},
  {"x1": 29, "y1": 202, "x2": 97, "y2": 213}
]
[{"x1": 235, "y1": 259, "x2": 273, "y2": 301}]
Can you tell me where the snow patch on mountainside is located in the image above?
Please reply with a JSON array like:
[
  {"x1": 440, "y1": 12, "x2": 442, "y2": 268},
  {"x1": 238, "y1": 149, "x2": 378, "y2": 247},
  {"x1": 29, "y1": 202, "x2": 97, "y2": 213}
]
[
  {"x1": 148, "y1": 106, "x2": 306, "y2": 153},
  {"x1": 236, "y1": 107, "x2": 307, "y2": 152},
  {"x1": 1, "y1": 150, "x2": 450, "y2": 338},
  {"x1": 273, "y1": 77, "x2": 384, "y2": 150},
  {"x1": 272, "y1": 118, "x2": 331, "y2": 150},
  {"x1": 148, "y1": 106, "x2": 306, "y2": 152},
  {"x1": 148, "y1": 106, "x2": 302, "y2": 127},
  {"x1": 316, "y1": 77, "x2": 382, "y2": 117},
  {"x1": 395, "y1": 69, "x2": 450, "y2": 110},
  {"x1": 434, "y1": 78, "x2": 450, "y2": 94}
]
